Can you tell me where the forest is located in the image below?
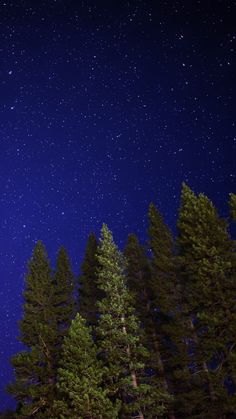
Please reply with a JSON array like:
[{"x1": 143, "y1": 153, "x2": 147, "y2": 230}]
[{"x1": 1, "y1": 184, "x2": 236, "y2": 418}]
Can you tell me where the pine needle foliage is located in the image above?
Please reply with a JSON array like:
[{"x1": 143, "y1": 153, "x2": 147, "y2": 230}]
[
  {"x1": 53, "y1": 247, "x2": 76, "y2": 371},
  {"x1": 177, "y1": 183, "x2": 236, "y2": 417},
  {"x1": 96, "y1": 224, "x2": 170, "y2": 418},
  {"x1": 148, "y1": 203, "x2": 191, "y2": 419},
  {"x1": 78, "y1": 232, "x2": 102, "y2": 327},
  {"x1": 8, "y1": 241, "x2": 58, "y2": 416},
  {"x1": 54, "y1": 313, "x2": 117, "y2": 418}
]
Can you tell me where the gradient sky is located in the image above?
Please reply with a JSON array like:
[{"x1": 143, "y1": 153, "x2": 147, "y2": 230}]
[{"x1": 0, "y1": 0, "x2": 235, "y2": 410}]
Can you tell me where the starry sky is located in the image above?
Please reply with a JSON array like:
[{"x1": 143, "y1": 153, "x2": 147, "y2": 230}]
[{"x1": 0, "y1": 0, "x2": 235, "y2": 410}]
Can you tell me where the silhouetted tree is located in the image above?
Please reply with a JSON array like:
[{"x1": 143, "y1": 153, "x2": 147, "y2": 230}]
[
  {"x1": 78, "y1": 233, "x2": 102, "y2": 327},
  {"x1": 53, "y1": 246, "x2": 76, "y2": 367}
]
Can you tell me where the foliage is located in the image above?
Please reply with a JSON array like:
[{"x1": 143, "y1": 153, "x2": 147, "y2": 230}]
[
  {"x1": 177, "y1": 183, "x2": 236, "y2": 417},
  {"x1": 54, "y1": 246, "x2": 76, "y2": 358},
  {"x1": 4, "y1": 186, "x2": 236, "y2": 418},
  {"x1": 53, "y1": 313, "x2": 117, "y2": 418},
  {"x1": 7, "y1": 243, "x2": 76, "y2": 417},
  {"x1": 78, "y1": 232, "x2": 102, "y2": 327},
  {"x1": 96, "y1": 224, "x2": 170, "y2": 418},
  {"x1": 8, "y1": 241, "x2": 57, "y2": 416}
]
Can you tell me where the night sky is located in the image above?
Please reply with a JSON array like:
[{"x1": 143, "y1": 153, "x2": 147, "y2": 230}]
[{"x1": 0, "y1": 0, "x2": 235, "y2": 410}]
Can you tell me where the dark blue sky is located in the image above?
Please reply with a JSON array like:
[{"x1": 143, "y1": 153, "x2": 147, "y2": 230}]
[{"x1": 0, "y1": 0, "x2": 235, "y2": 410}]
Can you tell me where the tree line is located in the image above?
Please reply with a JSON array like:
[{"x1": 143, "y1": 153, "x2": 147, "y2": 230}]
[{"x1": 2, "y1": 184, "x2": 236, "y2": 418}]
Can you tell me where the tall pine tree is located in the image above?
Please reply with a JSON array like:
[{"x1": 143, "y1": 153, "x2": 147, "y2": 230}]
[
  {"x1": 8, "y1": 241, "x2": 58, "y2": 416},
  {"x1": 96, "y1": 224, "x2": 170, "y2": 418},
  {"x1": 124, "y1": 234, "x2": 151, "y2": 324},
  {"x1": 125, "y1": 233, "x2": 178, "y2": 418},
  {"x1": 177, "y1": 183, "x2": 236, "y2": 417},
  {"x1": 53, "y1": 313, "x2": 117, "y2": 418},
  {"x1": 78, "y1": 232, "x2": 101, "y2": 327},
  {"x1": 53, "y1": 246, "x2": 76, "y2": 366},
  {"x1": 148, "y1": 203, "x2": 191, "y2": 419}
]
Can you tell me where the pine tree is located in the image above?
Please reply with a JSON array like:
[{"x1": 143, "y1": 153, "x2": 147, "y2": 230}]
[
  {"x1": 53, "y1": 313, "x2": 117, "y2": 418},
  {"x1": 124, "y1": 233, "x2": 176, "y2": 418},
  {"x1": 78, "y1": 233, "x2": 102, "y2": 326},
  {"x1": 96, "y1": 224, "x2": 170, "y2": 418},
  {"x1": 177, "y1": 183, "x2": 236, "y2": 417},
  {"x1": 54, "y1": 246, "x2": 75, "y2": 341},
  {"x1": 148, "y1": 204, "x2": 192, "y2": 419},
  {"x1": 8, "y1": 241, "x2": 58, "y2": 416},
  {"x1": 124, "y1": 234, "x2": 151, "y2": 323},
  {"x1": 148, "y1": 203, "x2": 177, "y2": 314}
]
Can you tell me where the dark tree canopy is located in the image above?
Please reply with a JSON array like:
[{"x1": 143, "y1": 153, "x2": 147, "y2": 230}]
[
  {"x1": 78, "y1": 232, "x2": 102, "y2": 327},
  {"x1": 8, "y1": 241, "x2": 57, "y2": 416},
  {"x1": 6, "y1": 186, "x2": 236, "y2": 418}
]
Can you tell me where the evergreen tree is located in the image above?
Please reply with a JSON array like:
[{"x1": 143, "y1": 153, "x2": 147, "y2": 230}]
[
  {"x1": 148, "y1": 203, "x2": 177, "y2": 314},
  {"x1": 148, "y1": 204, "x2": 191, "y2": 419},
  {"x1": 177, "y1": 183, "x2": 236, "y2": 417},
  {"x1": 8, "y1": 241, "x2": 58, "y2": 416},
  {"x1": 53, "y1": 313, "x2": 117, "y2": 418},
  {"x1": 54, "y1": 246, "x2": 75, "y2": 345},
  {"x1": 96, "y1": 224, "x2": 170, "y2": 418},
  {"x1": 125, "y1": 233, "x2": 176, "y2": 418},
  {"x1": 78, "y1": 233, "x2": 102, "y2": 326},
  {"x1": 124, "y1": 234, "x2": 151, "y2": 323}
]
